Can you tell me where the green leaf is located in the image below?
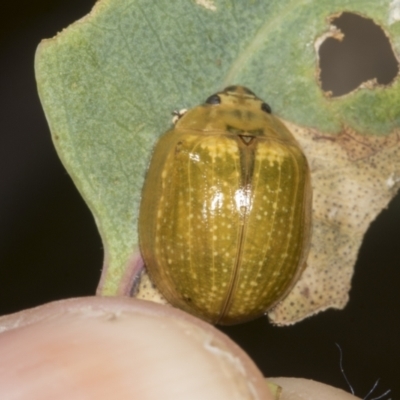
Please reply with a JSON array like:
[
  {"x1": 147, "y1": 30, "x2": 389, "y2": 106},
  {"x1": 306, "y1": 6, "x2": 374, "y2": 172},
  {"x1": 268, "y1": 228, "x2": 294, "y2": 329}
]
[{"x1": 35, "y1": 0, "x2": 400, "y2": 323}]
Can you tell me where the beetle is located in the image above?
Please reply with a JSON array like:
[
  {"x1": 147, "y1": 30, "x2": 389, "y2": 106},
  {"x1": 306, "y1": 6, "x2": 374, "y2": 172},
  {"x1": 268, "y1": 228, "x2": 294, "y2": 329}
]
[{"x1": 139, "y1": 85, "x2": 312, "y2": 325}]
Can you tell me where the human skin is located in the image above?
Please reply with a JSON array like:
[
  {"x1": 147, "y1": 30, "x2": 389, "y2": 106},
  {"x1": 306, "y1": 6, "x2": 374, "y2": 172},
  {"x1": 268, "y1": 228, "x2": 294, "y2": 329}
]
[{"x1": 0, "y1": 297, "x2": 359, "y2": 399}]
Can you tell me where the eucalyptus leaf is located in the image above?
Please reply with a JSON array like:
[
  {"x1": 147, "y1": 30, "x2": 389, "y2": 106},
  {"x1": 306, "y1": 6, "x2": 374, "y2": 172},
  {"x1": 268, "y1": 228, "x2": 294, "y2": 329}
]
[{"x1": 35, "y1": 0, "x2": 400, "y2": 324}]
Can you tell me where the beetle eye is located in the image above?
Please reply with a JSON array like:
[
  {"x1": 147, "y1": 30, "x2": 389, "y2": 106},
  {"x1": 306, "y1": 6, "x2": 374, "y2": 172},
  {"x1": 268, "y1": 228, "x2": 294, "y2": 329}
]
[
  {"x1": 205, "y1": 94, "x2": 221, "y2": 105},
  {"x1": 261, "y1": 102, "x2": 272, "y2": 114}
]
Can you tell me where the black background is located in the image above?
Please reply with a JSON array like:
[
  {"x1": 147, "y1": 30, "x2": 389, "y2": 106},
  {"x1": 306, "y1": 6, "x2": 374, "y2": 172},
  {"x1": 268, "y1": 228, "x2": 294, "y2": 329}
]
[{"x1": 0, "y1": 2, "x2": 399, "y2": 398}]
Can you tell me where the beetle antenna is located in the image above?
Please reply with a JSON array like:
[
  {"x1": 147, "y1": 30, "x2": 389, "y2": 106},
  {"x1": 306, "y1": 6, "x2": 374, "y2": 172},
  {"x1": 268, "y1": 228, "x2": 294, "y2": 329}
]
[{"x1": 335, "y1": 343, "x2": 355, "y2": 395}]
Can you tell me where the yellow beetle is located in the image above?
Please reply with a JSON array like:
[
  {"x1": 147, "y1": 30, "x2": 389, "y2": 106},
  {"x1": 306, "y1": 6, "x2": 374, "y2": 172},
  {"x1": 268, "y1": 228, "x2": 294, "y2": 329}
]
[{"x1": 139, "y1": 86, "x2": 312, "y2": 325}]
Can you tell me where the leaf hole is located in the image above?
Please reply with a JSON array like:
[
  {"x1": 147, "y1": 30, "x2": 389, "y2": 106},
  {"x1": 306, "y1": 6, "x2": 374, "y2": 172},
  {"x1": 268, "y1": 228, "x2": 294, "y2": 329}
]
[{"x1": 318, "y1": 12, "x2": 399, "y2": 97}]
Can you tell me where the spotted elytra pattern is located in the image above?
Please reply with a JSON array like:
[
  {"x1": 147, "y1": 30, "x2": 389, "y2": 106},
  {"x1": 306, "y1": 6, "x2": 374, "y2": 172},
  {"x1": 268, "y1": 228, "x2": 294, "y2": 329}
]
[{"x1": 139, "y1": 86, "x2": 312, "y2": 325}]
